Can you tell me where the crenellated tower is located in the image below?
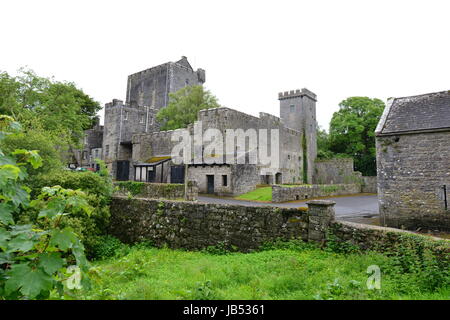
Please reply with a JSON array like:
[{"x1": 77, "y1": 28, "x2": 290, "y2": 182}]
[{"x1": 279, "y1": 88, "x2": 317, "y2": 183}]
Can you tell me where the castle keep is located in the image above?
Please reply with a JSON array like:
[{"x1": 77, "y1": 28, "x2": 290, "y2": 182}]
[
  {"x1": 102, "y1": 57, "x2": 205, "y2": 179},
  {"x1": 78, "y1": 56, "x2": 319, "y2": 195}
]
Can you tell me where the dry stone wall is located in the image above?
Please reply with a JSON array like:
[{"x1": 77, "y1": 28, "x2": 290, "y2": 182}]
[
  {"x1": 272, "y1": 184, "x2": 361, "y2": 203},
  {"x1": 108, "y1": 197, "x2": 339, "y2": 251}
]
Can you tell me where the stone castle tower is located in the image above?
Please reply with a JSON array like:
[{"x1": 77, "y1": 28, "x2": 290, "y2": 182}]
[
  {"x1": 103, "y1": 56, "x2": 205, "y2": 179},
  {"x1": 278, "y1": 88, "x2": 317, "y2": 183}
]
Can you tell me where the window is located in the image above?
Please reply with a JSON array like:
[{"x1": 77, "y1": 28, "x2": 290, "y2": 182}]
[
  {"x1": 82, "y1": 151, "x2": 87, "y2": 160},
  {"x1": 105, "y1": 145, "x2": 109, "y2": 156},
  {"x1": 124, "y1": 111, "x2": 128, "y2": 120},
  {"x1": 222, "y1": 175, "x2": 228, "y2": 187},
  {"x1": 185, "y1": 79, "x2": 189, "y2": 86},
  {"x1": 290, "y1": 105, "x2": 295, "y2": 112},
  {"x1": 140, "y1": 115, "x2": 145, "y2": 124},
  {"x1": 287, "y1": 154, "x2": 291, "y2": 160}
]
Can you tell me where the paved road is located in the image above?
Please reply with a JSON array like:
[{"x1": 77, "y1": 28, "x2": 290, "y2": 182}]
[{"x1": 198, "y1": 194, "x2": 379, "y2": 220}]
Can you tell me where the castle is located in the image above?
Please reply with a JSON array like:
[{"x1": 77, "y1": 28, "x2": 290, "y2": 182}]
[{"x1": 75, "y1": 56, "x2": 319, "y2": 195}]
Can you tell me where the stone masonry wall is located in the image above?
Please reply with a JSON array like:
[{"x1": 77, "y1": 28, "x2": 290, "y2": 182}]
[
  {"x1": 114, "y1": 182, "x2": 198, "y2": 201},
  {"x1": 109, "y1": 197, "x2": 449, "y2": 255},
  {"x1": 361, "y1": 176, "x2": 377, "y2": 193},
  {"x1": 272, "y1": 184, "x2": 361, "y2": 203},
  {"x1": 376, "y1": 132, "x2": 450, "y2": 231},
  {"x1": 313, "y1": 158, "x2": 362, "y2": 185},
  {"x1": 329, "y1": 221, "x2": 449, "y2": 261},
  {"x1": 108, "y1": 198, "x2": 338, "y2": 251}
]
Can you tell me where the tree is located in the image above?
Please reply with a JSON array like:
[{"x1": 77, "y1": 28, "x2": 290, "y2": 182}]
[
  {"x1": 0, "y1": 68, "x2": 101, "y2": 145},
  {"x1": 156, "y1": 85, "x2": 220, "y2": 131},
  {"x1": 328, "y1": 97, "x2": 385, "y2": 176}
]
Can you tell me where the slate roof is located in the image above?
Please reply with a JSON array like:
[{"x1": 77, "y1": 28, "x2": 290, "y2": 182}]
[{"x1": 376, "y1": 90, "x2": 450, "y2": 135}]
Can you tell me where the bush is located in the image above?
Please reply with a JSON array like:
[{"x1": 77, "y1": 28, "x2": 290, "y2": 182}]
[
  {"x1": 91, "y1": 236, "x2": 130, "y2": 260},
  {"x1": 0, "y1": 128, "x2": 64, "y2": 176},
  {"x1": 115, "y1": 181, "x2": 144, "y2": 196},
  {"x1": 23, "y1": 166, "x2": 113, "y2": 259}
]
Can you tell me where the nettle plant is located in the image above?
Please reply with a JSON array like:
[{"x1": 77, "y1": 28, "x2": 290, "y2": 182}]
[{"x1": 0, "y1": 115, "x2": 92, "y2": 299}]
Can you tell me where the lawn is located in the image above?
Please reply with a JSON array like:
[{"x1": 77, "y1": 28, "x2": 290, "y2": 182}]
[
  {"x1": 235, "y1": 187, "x2": 272, "y2": 202},
  {"x1": 75, "y1": 244, "x2": 450, "y2": 300}
]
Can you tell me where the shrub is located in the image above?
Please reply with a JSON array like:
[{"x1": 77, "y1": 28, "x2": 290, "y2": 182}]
[
  {"x1": 115, "y1": 181, "x2": 144, "y2": 196},
  {"x1": 0, "y1": 115, "x2": 91, "y2": 299},
  {"x1": 23, "y1": 164, "x2": 113, "y2": 259},
  {"x1": 91, "y1": 236, "x2": 130, "y2": 260}
]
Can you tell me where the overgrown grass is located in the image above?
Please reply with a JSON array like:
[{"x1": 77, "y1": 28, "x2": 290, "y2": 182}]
[
  {"x1": 235, "y1": 187, "x2": 272, "y2": 202},
  {"x1": 74, "y1": 243, "x2": 449, "y2": 300}
]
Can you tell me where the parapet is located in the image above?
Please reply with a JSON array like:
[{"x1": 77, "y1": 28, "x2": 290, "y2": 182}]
[
  {"x1": 105, "y1": 99, "x2": 124, "y2": 108},
  {"x1": 278, "y1": 88, "x2": 317, "y2": 101},
  {"x1": 197, "y1": 68, "x2": 206, "y2": 83}
]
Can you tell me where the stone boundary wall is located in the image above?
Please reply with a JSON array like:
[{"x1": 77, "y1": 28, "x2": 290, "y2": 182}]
[
  {"x1": 109, "y1": 197, "x2": 449, "y2": 255},
  {"x1": 114, "y1": 182, "x2": 198, "y2": 201},
  {"x1": 361, "y1": 176, "x2": 377, "y2": 193},
  {"x1": 108, "y1": 197, "x2": 336, "y2": 251},
  {"x1": 330, "y1": 221, "x2": 449, "y2": 260},
  {"x1": 313, "y1": 158, "x2": 362, "y2": 185},
  {"x1": 272, "y1": 184, "x2": 361, "y2": 203}
]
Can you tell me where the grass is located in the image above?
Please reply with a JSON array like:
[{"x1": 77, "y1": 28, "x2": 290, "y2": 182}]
[
  {"x1": 75, "y1": 245, "x2": 450, "y2": 300},
  {"x1": 235, "y1": 187, "x2": 272, "y2": 202}
]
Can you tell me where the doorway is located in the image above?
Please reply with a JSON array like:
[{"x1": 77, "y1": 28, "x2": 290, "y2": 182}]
[{"x1": 207, "y1": 175, "x2": 215, "y2": 194}]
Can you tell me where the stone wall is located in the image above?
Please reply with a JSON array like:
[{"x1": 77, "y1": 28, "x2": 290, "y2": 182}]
[
  {"x1": 361, "y1": 176, "x2": 377, "y2": 193},
  {"x1": 279, "y1": 89, "x2": 317, "y2": 183},
  {"x1": 272, "y1": 184, "x2": 361, "y2": 203},
  {"x1": 376, "y1": 132, "x2": 450, "y2": 231},
  {"x1": 108, "y1": 197, "x2": 338, "y2": 251},
  {"x1": 114, "y1": 182, "x2": 198, "y2": 201},
  {"x1": 313, "y1": 158, "x2": 362, "y2": 185},
  {"x1": 329, "y1": 221, "x2": 449, "y2": 261},
  {"x1": 108, "y1": 197, "x2": 449, "y2": 255}
]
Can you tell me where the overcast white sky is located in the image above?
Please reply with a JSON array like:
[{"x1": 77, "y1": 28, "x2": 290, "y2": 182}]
[{"x1": 1, "y1": 0, "x2": 449, "y2": 129}]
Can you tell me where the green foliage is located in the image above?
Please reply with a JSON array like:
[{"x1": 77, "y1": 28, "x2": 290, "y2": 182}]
[
  {"x1": 0, "y1": 116, "x2": 91, "y2": 299},
  {"x1": 73, "y1": 245, "x2": 449, "y2": 300},
  {"x1": 260, "y1": 238, "x2": 318, "y2": 252},
  {"x1": 0, "y1": 128, "x2": 64, "y2": 175},
  {"x1": 379, "y1": 234, "x2": 450, "y2": 291},
  {"x1": 202, "y1": 241, "x2": 239, "y2": 255},
  {"x1": 0, "y1": 69, "x2": 100, "y2": 143},
  {"x1": 235, "y1": 187, "x2": 272, "y2": 202},
  {"x1": 325, "y1": 229, "x2": 449, "y2": 291},
  {"x1": 301, "y1": 129, "x2": 308, "y2": 183},
  {"x1": 156, "y1": 85, "x2": 220, "y2": 130},
  {"x1": 115, "y1": 181, "x2": 144, "y2": 196},
  {"x1": 325, "y1": 97, "x2": 385, "y2": 175},
  {"x1": 24, "y1": 167, "x2": 113, "y2": 259},
  {"x1": 325, "y1": 232, "x2": 361, "y2": 255},
  {"x1": 90, "y1": 236, "x2": 130, "y2": 261}
]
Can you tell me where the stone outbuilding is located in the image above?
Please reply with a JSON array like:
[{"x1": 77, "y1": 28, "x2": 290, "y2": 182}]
[{"x1": 375, "y1": 90, "x2": 450, "y2": 231}]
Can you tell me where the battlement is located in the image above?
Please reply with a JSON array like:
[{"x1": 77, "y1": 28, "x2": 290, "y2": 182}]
[
  {"x1": 105, "y1": 99, "x2": 124, "y2": 108},
  {"x1": 278, "y1": 88, "x2": 317, "y2": 101},
  {"x1": 259, "y1": 112, "x2": 281, "y2": 123},
  {"x1": 128, "y1": 63, "x2": 169, "y2": 79}
]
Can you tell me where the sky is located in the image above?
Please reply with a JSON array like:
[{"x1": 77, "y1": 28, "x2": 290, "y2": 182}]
[{"x1": 1, "y1": 0, "x2": 449, "y2": 130}]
